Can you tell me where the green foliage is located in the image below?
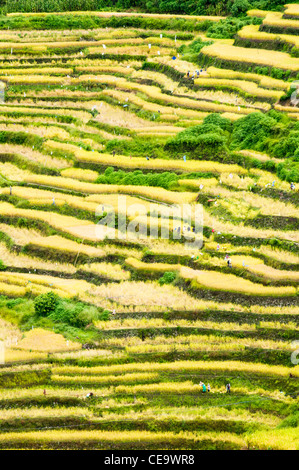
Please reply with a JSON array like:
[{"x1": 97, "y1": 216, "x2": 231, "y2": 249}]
[
  {"x1": 230, "y1": 112, "x2": 280, "y2": 151},
  {"x1": 206, "y1": 16, "x2": 262, "y2": 39},
  {"x1": 277, "y1": 412, "x2": 299, "y2": 429},
  {"x1": 4, "y1": 0, "x2": 292, "y2": 17},
  {"x1": 204, "y1": 113, "x2": 232, "y2": 132},
  {"x1": 96, "y1": 167, "x2": 178, "y2": 189},
  {"x1": 158, "y1": 271, "x2": 177, "y2": 285},
  {"x1": 34, "y1": 292, "x2": 59, "y2": 317},
  {"x1": 165, "y1": 111, "x2": 299, "y2": 182},
  {"x1": 165, "y1": 114, "x2": 230, "y2": 156},
  {"x1": 106, "y1": 137, "x2": 167, "y2": 159},
  {"x1": 178, "y1": 37, "x2": 213, "y2": 61},
  {"x1": 277, "y1": 159, "x2": 299, "y2": 183},
  {"x1": 0, "y1": 369, "x2": 51, "y2": 389},
  {"x1": 48, "y1": 299, "x2": 102, "y2": 328}
]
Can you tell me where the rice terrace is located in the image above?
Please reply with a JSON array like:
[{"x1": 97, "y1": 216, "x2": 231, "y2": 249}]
[{"x1": 0, "y1": 0, "x2": 298, "y2": 452}]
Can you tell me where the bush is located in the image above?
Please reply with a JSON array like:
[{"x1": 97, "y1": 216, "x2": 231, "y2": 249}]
[
  {"x1": 277, "y1": 159, "x2": 299, "y2": 183},
  {"x1": 34, "y1": 292, "x2": 59, "y2": 317},
  {"x1": 229, "y1": 0, "x2": 251, "y2": 17},
  {"x1": 206, "y1": 16, "x2": 262, "y2": 39},
  {"x1": 158, "y1": 271, "x2": 177, "y2": 285},
  {"x1": 165, "y1": 115, "x2": 229, "y2": 156},
  {"x1": 230, "y1": 112, "x2": 280, "y2": 151},
  {"x1": 96, "y1": 167, "x2": 178, "y2": 189},
  {"x1": 48, "y1": 299, "x2": 101, "y2": 328}
]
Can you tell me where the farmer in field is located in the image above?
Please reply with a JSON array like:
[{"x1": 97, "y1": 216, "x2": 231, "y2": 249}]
[
  {"x1": 226, "y1": 383, "x2": 231, "y2": 393},
  {"x1": 202, "y1": 383, "x2": 206, "y2": 393}
]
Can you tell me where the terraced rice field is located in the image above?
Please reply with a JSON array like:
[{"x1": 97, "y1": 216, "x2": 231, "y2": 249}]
[{"x1": 0, "y1": 5, "x2": 298, "y2": 451}]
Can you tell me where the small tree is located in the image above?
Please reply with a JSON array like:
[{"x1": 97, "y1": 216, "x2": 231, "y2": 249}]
[
  {"x1": 158, "y1": 271, "x2": 177, "y2": 286},
  {"x1": 34, "y1": 292, "x2": 59, "y2": 317}
]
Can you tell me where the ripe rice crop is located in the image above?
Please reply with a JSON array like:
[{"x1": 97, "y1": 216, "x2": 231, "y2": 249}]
[
  {"x1": 194, "y1": 77, "x2": 283, "y2": 100},
  {"x1": 14, "y1": 328, "x2": 81, "y2": 352},
  {"x1": 202, "y1": 185, "x2": 299, "y2": 218},
  {"x1": 0, "y1": 162, "x2": 33, "y2": 182},
  {"x1": 0, "y1": 17, "x2": 297, "y2": 450},
  {"x1": 284, "y1": 4, "x2": 299, "y2": 17},
  {"x1": 185, "y1": 267, "x2": 296, "y2": 296},
  {"x1": 0, "y1": 143, "x2": 71, "y2": 170},
  {"x1": 201, "y1": 43, "x2": 299, "y2": 71},
  {"x1": 247, "y1": 9, "x2": 270, "y2": 18},
  {"x1": 0, "y1": 122, "x2": 70, "y2": 140},
  {"x1": 3, "y1": 349, "x2": 48, "y2": 364},
  {"x1": 0, "y1": 429, "x2": 245, "y2": 451},
  {"x1": 21, "y1": 173, "x2": 197, "y2": 205},
  {"x1": 238, "y1": 24, "x2": 299, "y2": 48},
  {"x1": 92, "y1": 74, "x2": 255, "y2": 115},
  {"x1": 53, "y1": 360, "x2": 299, "y2": 378},
  {"x1": 0, "y1": 407, "x2": 93, "y2": 421},
  {"x1": 0, "y1": 242, "x2": 76, "y2": 274},
  {"x1": 75, "y1": 65, "x2": 133, "y2": 75},
  {"x1": 0, "y1": 105, "x2": 90, "y2": 123},
  {"x1": 124, "y1": 337, "x2": 290, "y2": 354},
  {"x1": 263, "y1": 11, "x2": 299, "y2": 30},
  {"x1": 203, "y1": 208, "x2": 299, "y2": 243},
  {"x1": 26, "y1": 235, "x2": 105, "y2": 259},
  {"x1": 0, "y1": 201, "x2": 99, "y2": 241},
  {"x1": 52, "y1": 372, "x2": 158, "y2": 385},
  {"x1": 125, "y1": 257, "x2": 180, "y2": 274},
  {"x1": 79, "y1": 262, "x2": 131, "y2": 281},
  {"x1": 44, "y1": 139, "x2": 246, "y2": 174},
  {"x1": 247, "y1": 428, "x2": 298, "y2": 451},
  {"x1": 237, "y1": 150, "x2": 280, "y2": 163},
  {"x1": 244, "y1": 263, "x2": 299, "y2": 282},
  {"x1": 0, "y1": 67, "x2": 73, "y2": 76},
  {"x1": 206, "y1": 66, "x2": 289, "y2": 90},
  {"x1": 178, "y1": 178, "x2": 219, "y2": 190},
  {"x1": 60, "y1": 168, "x2": 99, "y2": 182},
  {"x1": 103, "y1": 88, "x2": 209, "y2": 120}
]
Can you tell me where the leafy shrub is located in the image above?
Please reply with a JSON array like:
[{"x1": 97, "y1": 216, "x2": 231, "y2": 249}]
[
  {"x1": 203, "y1": 113, "x2": 232, "y2": 132},
  {"x1": 271, "y1": 134, "x2": 299, "y2": 159},
  {"x1": 230, "y1": 112, "x2": 280, "y2": 151},
  {"x1": 34, "y1": 292, "x2": 59, "y2": 317},
  {"x1": 206, "y1": 16, "x2": 262, "y2": 39},
  {"x1": 158, "y1": 271, "x2": 177, "y2": 285},
  {"x1": 96, "y1": 167, "x2": 178, "y2": 189},
  {"x1": 165, "y1": 114, "x2": 229, "y2": 156},
  {"x1": 48, "y1": 299, "x2": 101, "y2": 328},
  {"x1": 277, "y1": 159, "x2": 299, "y2": 183},
  {"x1": 277, "y1": 412, "x2": 299, "y2": 429}
]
